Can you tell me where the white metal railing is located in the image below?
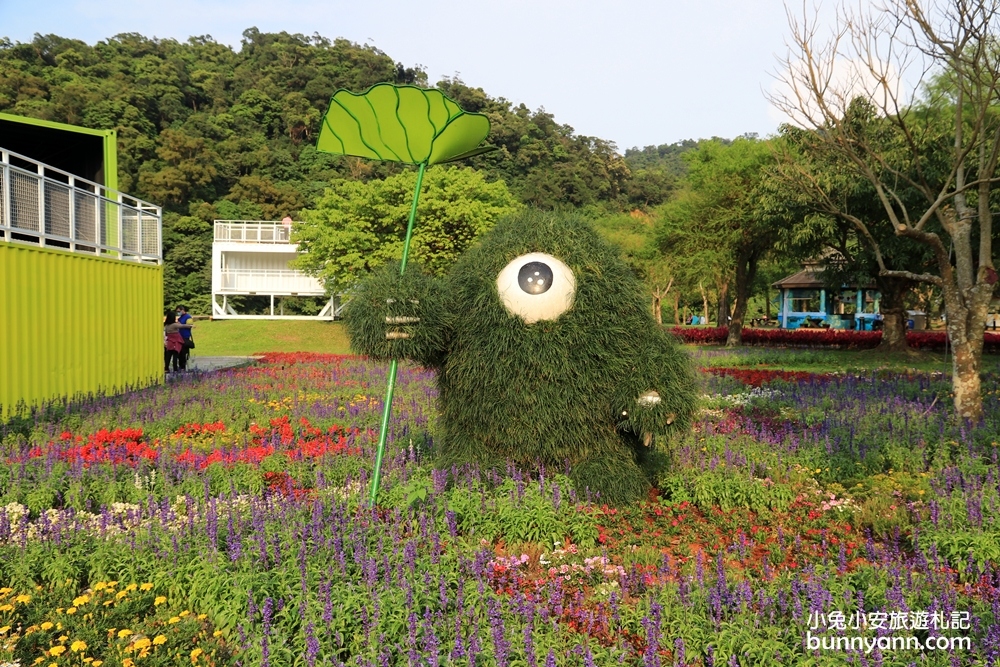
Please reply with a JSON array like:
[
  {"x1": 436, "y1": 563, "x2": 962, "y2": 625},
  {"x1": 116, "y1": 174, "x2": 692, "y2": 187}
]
[
  {"x1": 218, "y1": 269, "x2": 324, "y2": 294},
  {"x1": 214, "y1": 221, "x2": 293, "y2": 244},
  {"x1": 0, "y1": 147, "x2": 161, "y2": 262}
]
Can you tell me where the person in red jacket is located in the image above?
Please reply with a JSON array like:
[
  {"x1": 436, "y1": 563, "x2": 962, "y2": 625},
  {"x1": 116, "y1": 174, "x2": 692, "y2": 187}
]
[{"x1": 163, "y1": 311, "x2": 191, "y2": 373}]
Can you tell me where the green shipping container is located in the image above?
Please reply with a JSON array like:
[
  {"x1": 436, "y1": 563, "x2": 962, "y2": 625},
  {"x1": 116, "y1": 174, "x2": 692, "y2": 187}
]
[{"x1": 0, "y1": 242, "x2": 163, "y2": 418}]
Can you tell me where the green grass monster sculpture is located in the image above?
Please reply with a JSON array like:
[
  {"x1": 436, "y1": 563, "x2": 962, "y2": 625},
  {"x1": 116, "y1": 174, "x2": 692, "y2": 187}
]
[{"x1": 346, "y1": 210, "x2": 696, "y2": 504}]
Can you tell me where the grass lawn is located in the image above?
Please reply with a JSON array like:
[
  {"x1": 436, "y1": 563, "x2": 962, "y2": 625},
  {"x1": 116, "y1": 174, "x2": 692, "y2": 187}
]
[{"x1": 188, "y1": 318, "x2": 352, "y2": 356}]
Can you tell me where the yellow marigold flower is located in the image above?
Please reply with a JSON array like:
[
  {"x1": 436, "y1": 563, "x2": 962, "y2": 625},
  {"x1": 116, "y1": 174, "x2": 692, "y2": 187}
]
[
  {"x1": 66, "y1": 607, "x2": 77, "y2": 615},
  {"x1": 154, "y1": 596, "x2": 167, "y2": 606},
  {"x1": 73, "y1": 595, "x2": 90, "y2": 606},
  {"x1": 33, "y1": 658, "x2": 44, "y2": 665},
  {"x1": 0, "y1": 604, "x2": 13, "y2": 612},
  {"x1": 115, "y1": 590, "x2": 128, "y2": 600},
  {"x1": 197, "y1": 614, "x2": 206, "y2": 620},
  {"x1": 71, "y1": 639, "x2": 88, "y2": 652},
  {"x1": 93, "y1": 662, "x2": 103, "y2": 667},
  {"x1": 93, "y1": 582, "x2": 107, "y2": 591},
  {"x1": 191, "y1": 647, "x2": 203, "y2": 661},
  {"x1": 40, "y1": 622, "x2": 54, "y2": 630},
  {"x1": 107, "y1": 581, "x2": 118, "y2": 587},
  {"x1": 0, "y1": 587, "x2": 12, "y2": 594},
  {"x1": 168, "y1": 617, "x2": 180, "y2": 624},
  {"x1": 118, "y1": 629, "x2": 133, "y2": 639},
  {"x1": 57, "y1": 635, "x2": 68, "y2": 642},
  {"x1": 133, "y1": 637, "x2": 151, "y2": 650},
  {"x1": 122, "y1": 660, "x2": 134, "y2": 667},
  {"x1": 14, "y1": 594, "x2": 30, "y2": 603},
  {"x1": 84, "y1": 659, "x2": 93, "y2": 665},
  {"x1": 179, "y1": 610, "x2": 190, "y2": 617},
  {"x1": 49, "y1": 645, "x2": 67, "y2": 656},
  {"x1": 213, "y1": 630, "x2": 222, "y2": 638},
  {"x1": 103, "y1": 601, "x2": 113, "y2": 606},
  {"x1": 0, "y1": 625, "x2": 10, "y2": 634},
  {"x1": 152, "y1": 635, "x2": 167, "y2": 645},
  {"x1": 49, "y1": 664, "x2": 57, "y2": 667},
  {"x1": 56, "y1": 623, "x2": 62, "y2": 631},
  {"x1": 124, "y1": 584, "x2": 137, "y2": 593},
  {"x1": 139, "y1": 583, "x2": 154, "y2": 591}
]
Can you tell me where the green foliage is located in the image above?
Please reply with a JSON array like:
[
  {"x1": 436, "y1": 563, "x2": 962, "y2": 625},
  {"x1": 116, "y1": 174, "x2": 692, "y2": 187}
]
[
  {"x1": 343, "y1": 261, "x2": 451, "y2": 366},
  {"x1": 0, "y1": 32, "x2": 665, "y2": 313},
  {"x1": 659, "y1": 469, "x2": 794, "y2": 513},
  {"x1": 448, "y1": 476, "x2": 599, "y2": 547},
  {"x1": 656, "y1": 137, "x2": 792, "y2": 336},
  {"x1": 295, "y1": 166, "x2": 521, "y2": 291}
]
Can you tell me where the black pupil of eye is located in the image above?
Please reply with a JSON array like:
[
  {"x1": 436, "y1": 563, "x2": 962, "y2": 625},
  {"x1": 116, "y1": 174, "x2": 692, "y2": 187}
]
[{"x1": 518, "y1": 261, "x2": 553, "y2": 295}]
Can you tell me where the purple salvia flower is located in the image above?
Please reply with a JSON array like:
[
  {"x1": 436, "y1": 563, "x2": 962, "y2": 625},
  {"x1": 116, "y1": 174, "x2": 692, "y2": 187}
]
[
  {"x1": 487, "y1": 597, "x2": 510, "y2": 667},
  {"x1": 305, "y1": 622, "x2": 319, "y2": 667},
  {"x1": 261, "y1": 597, "x2": 274, "y2": 667},
  {"x1": 467, "y1": 628, "x2": 481, "y2": 667}
]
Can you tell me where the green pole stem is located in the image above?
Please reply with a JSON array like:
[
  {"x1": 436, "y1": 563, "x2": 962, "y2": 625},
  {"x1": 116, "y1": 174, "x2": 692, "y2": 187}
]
[{"x1": 369, "y1": 161, "x2": 427, "y2": 505}]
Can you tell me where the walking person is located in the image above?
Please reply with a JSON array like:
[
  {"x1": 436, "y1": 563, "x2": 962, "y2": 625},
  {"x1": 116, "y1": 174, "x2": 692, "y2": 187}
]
[{"x1": 176, "y1": 305, "x2": 195, "y2": 369}]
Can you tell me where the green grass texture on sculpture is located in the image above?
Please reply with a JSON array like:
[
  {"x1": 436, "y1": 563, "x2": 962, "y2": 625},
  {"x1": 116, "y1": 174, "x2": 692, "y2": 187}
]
[
  {"x1": 345, "y1": 211, "x2": 698, "y2": 505},
  {"x1": 317, "y1": 83, "x2": 494, "y2": 165}
]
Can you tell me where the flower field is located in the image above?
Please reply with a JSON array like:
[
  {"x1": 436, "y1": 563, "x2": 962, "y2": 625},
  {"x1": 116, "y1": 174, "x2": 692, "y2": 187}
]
[
  {"x1": 669, "y1": 326, "x2": 1000, "y2": 352},
  {"x1": 2, "y1": 352, "x2": 999, "y2": 666}
]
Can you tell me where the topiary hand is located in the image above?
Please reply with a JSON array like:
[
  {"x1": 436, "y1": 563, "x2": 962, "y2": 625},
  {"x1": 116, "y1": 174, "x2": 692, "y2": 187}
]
[
  {"x1": 611, "y1": 328, "x2": 697, "y2": 447},
  {"x1": 343, "y1": 262, "x2": 451, "y2": 368}
]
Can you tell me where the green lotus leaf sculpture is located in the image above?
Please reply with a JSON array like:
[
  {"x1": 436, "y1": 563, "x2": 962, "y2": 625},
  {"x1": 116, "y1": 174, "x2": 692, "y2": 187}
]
[
  {"x1": 317, "y1": 83, "x2": 494, "y2": 165},
  {"x1": 315, "y1": 83, "x2": 495, "y2": 506}
]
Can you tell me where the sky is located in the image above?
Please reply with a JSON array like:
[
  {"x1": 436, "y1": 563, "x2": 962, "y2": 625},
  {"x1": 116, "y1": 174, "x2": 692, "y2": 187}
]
[{"x1": 0, "y1": 0, "x2": 840, "y2": 151}]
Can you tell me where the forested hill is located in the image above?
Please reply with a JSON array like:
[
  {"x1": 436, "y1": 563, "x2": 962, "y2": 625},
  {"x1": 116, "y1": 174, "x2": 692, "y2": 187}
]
[
  {"x1": 0, "y1": 29, "x2": 691, "y2": 309},
  {"x1": 0, "y1": 30, "x2": 685, "y2": 211}
]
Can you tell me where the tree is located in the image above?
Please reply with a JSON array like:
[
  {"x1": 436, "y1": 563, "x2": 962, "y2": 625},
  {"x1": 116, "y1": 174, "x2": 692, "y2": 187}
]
[
  {"x1": 292, "y1": 167, "x2": 522, "y2": 292},
  {"x1": 778, "y1": 121, "x2": 938, "y2": 351},
  {"x1": 657, "y1": 138, "x2": 791, "y2": 345},
  {"x1": 773, "y1": 0, "x2": 1000, "y2": 420},
  {"x1": 593, "y1": 211, "x2": 678, "y2": 324}
]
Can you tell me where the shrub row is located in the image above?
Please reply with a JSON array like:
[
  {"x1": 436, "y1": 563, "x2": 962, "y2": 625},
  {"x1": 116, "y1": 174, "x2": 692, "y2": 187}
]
[{"x1": 669, "y1": 326, "x2": 1000, "y2": 352}]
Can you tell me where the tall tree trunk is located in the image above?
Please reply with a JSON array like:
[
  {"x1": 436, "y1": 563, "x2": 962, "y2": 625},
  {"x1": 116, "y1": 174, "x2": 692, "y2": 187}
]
[
  {"x1": 935, "y1": 208, "x2": 992, "y2": 422},
  {"x1": 765, "y1": 286, "x2": 771, "y2": 320},
  {"x1": 698, "y1": 282, "x2": 709, "y2": 324},
  {"x1": 875, "y1": 277, "x2": 910, "y2": 352},
  {"x1": 941, "y1": 277, "x2": 991, "y2": 422},
  {"x1": 650, "y1": 278, "x2": 673, "y2": 326},
  {"x1": 673, "y1": 291, "x2": 681, "y2": 325},
  {"x1": 716, "y1": 282, "x2": 730, "y2": 327},
  {"x1": 727, "y1": 247, "x2": 760, "y2": 347}
]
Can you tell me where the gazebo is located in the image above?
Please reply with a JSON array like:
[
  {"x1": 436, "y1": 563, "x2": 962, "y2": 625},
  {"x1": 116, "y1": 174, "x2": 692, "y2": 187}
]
[{"x1": 772, "y1": 262, "x2": 881, "y2": 330}]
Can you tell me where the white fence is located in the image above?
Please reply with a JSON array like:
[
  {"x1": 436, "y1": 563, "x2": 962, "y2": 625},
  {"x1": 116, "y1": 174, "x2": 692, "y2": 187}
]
[
  {"x1": 0, "y1": 147, "x2": 161, "y2": 262},
  {"x1": 214, "y1": 221, "x2": 292, "y2": 244},
  {"x1": 218, "y1": 269, "x2": 325, "y2": 295}
]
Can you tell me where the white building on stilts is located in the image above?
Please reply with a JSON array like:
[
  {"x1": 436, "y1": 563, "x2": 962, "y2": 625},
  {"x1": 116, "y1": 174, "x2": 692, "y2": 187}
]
[{"x1": 211, "y1": 219, "x2": 337, "y2": 319}]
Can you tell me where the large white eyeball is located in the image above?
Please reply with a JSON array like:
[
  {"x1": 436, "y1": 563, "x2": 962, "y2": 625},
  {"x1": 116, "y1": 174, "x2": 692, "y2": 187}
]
[{"x1": 496, "y1": 252, "x2": 576, "y2": 323}]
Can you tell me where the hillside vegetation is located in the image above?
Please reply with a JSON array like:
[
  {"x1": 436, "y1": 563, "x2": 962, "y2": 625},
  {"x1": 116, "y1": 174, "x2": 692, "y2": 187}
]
[{"x1": 0, "y1": 30, "x2": 686, "y2": 312}]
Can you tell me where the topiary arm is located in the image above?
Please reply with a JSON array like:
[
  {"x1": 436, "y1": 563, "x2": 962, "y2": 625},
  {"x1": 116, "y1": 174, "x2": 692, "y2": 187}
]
[
  {"x1": 611, "y1": 328, "x2": 698, "y2": 444},
  {"x1": 343, "y1": 261, "x2": 451, "y2": 369}
]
